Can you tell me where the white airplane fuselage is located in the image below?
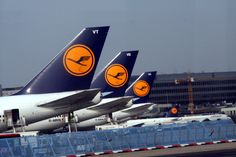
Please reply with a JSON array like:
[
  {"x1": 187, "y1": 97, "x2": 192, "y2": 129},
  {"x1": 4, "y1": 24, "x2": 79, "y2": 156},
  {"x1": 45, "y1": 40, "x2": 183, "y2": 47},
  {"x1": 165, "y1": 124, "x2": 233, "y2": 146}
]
[
  {"x1": 0, "y1": 90, "x2": 101, "y2": 132},
  {"x1": 125, "y1": 114, "x2": 230, "y2": 127},
  {"x1": 9, "y1": 97, "x2": 133, "y2": 132},
  {"x1": 113, "y1": 103, "x2": 154, "y2": 120}
]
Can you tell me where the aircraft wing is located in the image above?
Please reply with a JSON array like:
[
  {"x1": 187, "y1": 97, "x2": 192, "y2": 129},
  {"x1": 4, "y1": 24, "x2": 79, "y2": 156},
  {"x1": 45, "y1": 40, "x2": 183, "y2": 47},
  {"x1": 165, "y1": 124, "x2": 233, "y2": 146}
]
[
  {"x1": 37, "y1": 89, "x2": 100, "y2": 109},
  {"x1": 87, "y1": 96, "x2": 133, "y2": 112},
  {"x1": 121, "y1": 103, "x2": 154, "y2": 114}
]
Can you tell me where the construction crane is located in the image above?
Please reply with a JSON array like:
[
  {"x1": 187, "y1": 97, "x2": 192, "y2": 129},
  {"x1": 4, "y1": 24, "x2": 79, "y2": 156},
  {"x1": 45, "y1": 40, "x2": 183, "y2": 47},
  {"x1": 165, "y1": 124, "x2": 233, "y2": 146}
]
[{"x1": 175, "y1": 75, "x2": 195, "y2": 114}]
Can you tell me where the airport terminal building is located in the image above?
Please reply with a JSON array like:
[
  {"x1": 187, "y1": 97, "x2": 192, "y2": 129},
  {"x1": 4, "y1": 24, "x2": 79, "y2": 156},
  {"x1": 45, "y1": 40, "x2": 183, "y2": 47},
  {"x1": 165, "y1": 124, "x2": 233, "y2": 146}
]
[
  {"x1": 131, "y1": 71, "x2": 236, "y2": 106},
  {"x1": 0, "y1": 86, "x2": 22, "y2": 96},
  {"x1": 1, "y1": 71, "x2": 236, "y2": 106}
]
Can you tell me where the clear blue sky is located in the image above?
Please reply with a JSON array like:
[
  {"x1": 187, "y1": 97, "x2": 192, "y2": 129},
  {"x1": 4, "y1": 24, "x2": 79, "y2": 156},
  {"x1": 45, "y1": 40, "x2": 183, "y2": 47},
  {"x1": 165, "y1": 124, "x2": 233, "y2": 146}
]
[{"x1": 0, "y1": 0, "x2": 235, "y2": 87}]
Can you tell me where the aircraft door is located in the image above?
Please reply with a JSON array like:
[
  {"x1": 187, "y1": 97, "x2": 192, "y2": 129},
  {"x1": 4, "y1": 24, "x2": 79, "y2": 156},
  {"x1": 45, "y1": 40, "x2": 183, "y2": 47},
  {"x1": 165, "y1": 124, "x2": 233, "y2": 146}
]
[{"x1": 4, "y1": 109, "x2": 20, "y2": 127}]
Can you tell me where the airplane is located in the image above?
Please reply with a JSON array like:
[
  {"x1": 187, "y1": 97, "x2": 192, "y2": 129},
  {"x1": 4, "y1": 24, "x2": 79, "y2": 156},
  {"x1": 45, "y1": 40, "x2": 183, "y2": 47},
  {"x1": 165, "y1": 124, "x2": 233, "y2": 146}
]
[
  {"x1": 112, "y1": 71, "x2": 157, "y2": 121},
  {"x1": 76, "y1": 71, "x2": 157, "y2": 129},
  {"x1": 8, "y1": 50, "x2": 138, "y2": 132},
  {"x1": 0, "y1": 26, "x2": 109, "y2": 132},
  {"x1": 124, "y1": 114, "x2": 230, "y2": 127}
]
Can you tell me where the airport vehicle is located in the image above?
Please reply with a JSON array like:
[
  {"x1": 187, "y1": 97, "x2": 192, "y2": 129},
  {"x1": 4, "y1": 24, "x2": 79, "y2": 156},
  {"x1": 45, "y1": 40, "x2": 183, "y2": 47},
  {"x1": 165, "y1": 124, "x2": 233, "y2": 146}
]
[
  {"x1": 0, "y1": 26, "x2": 109, "y2": 132},
  {"x1": 77, "y1": 71, "x2": 157, "y2": 129},
  {"x1": 9, "y1": 50, "x2": 138, "y2": 132}
]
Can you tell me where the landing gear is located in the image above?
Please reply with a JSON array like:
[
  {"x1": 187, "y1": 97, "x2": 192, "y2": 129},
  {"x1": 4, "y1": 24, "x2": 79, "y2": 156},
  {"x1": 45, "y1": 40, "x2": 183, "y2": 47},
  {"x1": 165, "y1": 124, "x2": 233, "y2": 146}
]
[
  {"x1": 107, "y1": 113, "x2": 117, "y2": 125},
  {"x1": 67, "y1": 112, "x2": 78, "y2": 132}
]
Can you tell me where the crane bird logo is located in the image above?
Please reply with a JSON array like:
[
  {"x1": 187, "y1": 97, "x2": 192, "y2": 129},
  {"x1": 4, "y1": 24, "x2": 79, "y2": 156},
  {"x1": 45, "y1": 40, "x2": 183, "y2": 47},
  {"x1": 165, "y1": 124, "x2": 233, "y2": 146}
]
[
  {"x1": 133, "y1": 80, "x2": 150, "y2": 97},
  {"x1": 171, "y1": 107, "x2": 178, "y2": 115},
  {"x1": 108, "y1": 72, "x2": 125, "y2": 80},
  {"x1": 63, "y1": 44, "x2": 95, "y2": 76},
  {"x1": 105, "y1": 64, "x2": 128, "y2": 88}
]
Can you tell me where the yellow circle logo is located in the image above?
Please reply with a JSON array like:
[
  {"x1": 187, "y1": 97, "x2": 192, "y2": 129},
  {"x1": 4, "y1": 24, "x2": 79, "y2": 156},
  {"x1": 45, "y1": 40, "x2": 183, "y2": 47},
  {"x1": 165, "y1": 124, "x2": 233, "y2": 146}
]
[
  {"x1": 105, "y1": 64, "x2": 128, "y2": 88},
  {"x1": 63, "y1": 44, "x2": 95, "y2": 76},
  {"x1": 133, "y1": 80, "x2": 150, "y2": 97},
  {"x1": 171, "y1": 107, "x2": 178, "y2": 114}
]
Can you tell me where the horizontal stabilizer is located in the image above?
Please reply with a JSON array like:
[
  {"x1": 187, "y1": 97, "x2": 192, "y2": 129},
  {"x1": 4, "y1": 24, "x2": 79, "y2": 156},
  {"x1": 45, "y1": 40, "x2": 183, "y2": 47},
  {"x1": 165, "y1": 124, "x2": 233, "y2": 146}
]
[
  {"x1": 87, "y1": 96, "x2": 133, "y2": 112},
  {"x1": 37, "y1": 89, "x2": 100, "y2": 109},
  {"x1": 122, "y1": 103, "x2": 154, "y2": 114},
  {"x1": 131, "y1": 123, "x2": 145, "y2": 127}
]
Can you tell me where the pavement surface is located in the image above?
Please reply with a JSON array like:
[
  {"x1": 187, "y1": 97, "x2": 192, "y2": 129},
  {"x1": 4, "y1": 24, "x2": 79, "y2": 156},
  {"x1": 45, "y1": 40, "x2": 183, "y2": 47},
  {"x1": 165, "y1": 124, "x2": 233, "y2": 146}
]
[{"x1": 97, "y1": 142, "x2": 236, "y2": 157}]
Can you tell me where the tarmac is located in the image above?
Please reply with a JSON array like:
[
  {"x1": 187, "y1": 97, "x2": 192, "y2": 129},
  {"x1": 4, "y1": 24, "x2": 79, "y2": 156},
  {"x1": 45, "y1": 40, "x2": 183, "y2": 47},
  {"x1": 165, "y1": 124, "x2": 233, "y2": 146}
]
[{"x1": 97, "y1": 142, "x2": 236, "y2": 157}]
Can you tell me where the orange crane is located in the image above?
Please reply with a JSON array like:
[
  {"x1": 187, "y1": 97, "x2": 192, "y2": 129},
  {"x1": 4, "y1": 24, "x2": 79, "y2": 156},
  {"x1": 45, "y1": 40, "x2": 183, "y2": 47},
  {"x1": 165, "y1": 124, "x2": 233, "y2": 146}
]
[{"x1": 175, "y1": 75, "x2": 195, "y2": 114}]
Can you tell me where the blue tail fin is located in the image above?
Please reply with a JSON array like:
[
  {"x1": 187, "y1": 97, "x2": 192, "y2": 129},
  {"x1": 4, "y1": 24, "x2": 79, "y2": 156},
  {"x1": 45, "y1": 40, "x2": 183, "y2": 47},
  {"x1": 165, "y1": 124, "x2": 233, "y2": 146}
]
[
  {"x1": 16, "y1": 26, "x2": 109, "y2": 95},
  {"x1": 90, "y1": 51, "x2": 138, "y2": 98},
  {"x1": 125, "y1": 71, "x2": 157, "y2": 104}
]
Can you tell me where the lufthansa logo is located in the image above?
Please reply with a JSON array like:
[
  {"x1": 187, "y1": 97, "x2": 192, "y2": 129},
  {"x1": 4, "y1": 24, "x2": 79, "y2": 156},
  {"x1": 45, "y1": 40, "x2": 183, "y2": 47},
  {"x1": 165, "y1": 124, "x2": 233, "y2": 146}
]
[
  {"x1": 63, "y1": 44, "x2": 95, "y2": 76},
  {"x1": 105, "y1": 64, "x2": 128, "y2": 88},
  {"x1": 171, "y1": 107, "x2": 178, "y2": 114},
  {"x1": 133, "y1": 80, "x2": 150, "y2": 97}
]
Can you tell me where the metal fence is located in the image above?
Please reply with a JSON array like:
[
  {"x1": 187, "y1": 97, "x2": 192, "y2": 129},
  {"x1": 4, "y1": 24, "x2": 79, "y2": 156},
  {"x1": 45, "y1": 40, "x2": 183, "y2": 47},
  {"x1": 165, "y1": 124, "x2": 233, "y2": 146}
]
[{"x1": 0, "y1": 119, "x2": 236, "y2": 157}]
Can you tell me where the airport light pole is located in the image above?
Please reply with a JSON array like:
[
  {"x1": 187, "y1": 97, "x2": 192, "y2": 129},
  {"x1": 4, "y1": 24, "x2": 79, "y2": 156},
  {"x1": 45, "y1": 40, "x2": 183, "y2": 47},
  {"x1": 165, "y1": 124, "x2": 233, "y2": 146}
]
[{"x1": 0, "y1": 84, "x2": 2, "y2": 96}]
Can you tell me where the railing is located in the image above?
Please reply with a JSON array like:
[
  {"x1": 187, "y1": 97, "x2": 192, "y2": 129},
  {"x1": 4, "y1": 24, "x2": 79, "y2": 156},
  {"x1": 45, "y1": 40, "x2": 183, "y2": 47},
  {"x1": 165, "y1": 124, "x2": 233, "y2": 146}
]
[{"x1": 0, "y1": 119, "x2": 236, "y2": 157}]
